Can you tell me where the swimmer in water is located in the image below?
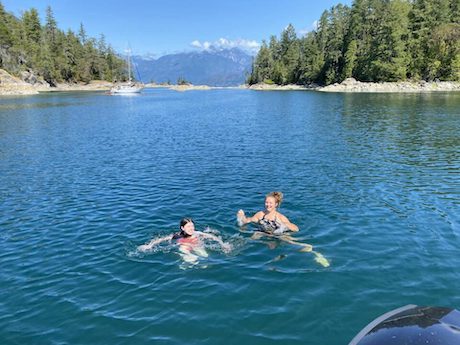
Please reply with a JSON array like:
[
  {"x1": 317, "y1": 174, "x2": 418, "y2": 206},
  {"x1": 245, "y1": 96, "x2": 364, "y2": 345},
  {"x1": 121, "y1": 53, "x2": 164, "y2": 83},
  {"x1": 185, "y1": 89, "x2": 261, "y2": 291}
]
[
  {"x1": 237, "y1": 192, "x2": 330, "y2": 267},
  {"x1": 237, "y1": 192, "x2": 312, "y2": 251},
  {"x1": 237, "y1": 191, "x2": 299, "y2": 233},
  {"x1": 137, "y1": 218, "x2": 232, "y2": 263}
]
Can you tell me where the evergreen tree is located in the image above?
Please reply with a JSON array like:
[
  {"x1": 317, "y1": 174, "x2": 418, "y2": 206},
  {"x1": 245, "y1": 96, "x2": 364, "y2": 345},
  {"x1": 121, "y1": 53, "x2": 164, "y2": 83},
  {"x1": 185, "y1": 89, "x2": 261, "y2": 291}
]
[
  {"x1": 249, "y1": 40, "x2": 272, "y2": 84},
  {"x1": 78, "y1": 23, "x2": 87, "y2": 45},
  {"x1": 342, "y1": 39, "x2": 357, "y2": 79},
  {"x1": 451, "y1": 52, "x2": 460, "y2": 80},
  {"x1": 369, "y1": 0, "x2": 410, "y2": 81},
  {"x1": 43, "y1": 6, "x2": 60, "y2": 82},
  {"x1": 0, "y1": 3, "x2": 126, "y2": 83},
  {"x1": 322, "y1": 4, "x2": 350, "y2": 84},
  {"x1": 0, "y1": 2, "x2": 13, "y2": 47},
  {"x1": 247, "y1": 0, "x2": 459, "y2": 85},
  {"x1": 280, "y1": 24, "x2": 300, "y2": 84},
  {"x1": 346, "y1": 0, "x2": 375, "y2": 81},
  {"x1": 408, "y1": 0, "x2": 447, "y2": 79},
  {"x1": 60, "y1": 29, "x2": 79, "y2": 81},
  {"x1": 426, "y1": 23, "x2": 460, "y2": 80},
  {"x1": 21, "y1": 8, "x2": 41, "y2": 68},
  {"x1": 271, "y1": 60, "x2": 287, "y2": 85},
  {"x1": 38, "y1": 41, "x2": 56, "y2": 85},
  {"x1": 452, "y1": 0, "x2": 460, "y2": 24},
  {"x1": 298, "y1": 32, "x2": 323, "y2": 84},
  {"x1": 45, "y1": 6, "x2": 58, "y2": 52},
  {"x1": 268, "y1": 35, "x2": 281, "y2": 63}
]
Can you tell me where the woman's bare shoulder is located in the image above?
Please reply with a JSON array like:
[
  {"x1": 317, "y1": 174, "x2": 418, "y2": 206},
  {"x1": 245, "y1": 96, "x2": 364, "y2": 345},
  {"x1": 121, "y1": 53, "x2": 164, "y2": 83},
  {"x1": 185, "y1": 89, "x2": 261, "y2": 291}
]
[{"x1": 277, "y1": 212, "x2": 291, "y2": 222}]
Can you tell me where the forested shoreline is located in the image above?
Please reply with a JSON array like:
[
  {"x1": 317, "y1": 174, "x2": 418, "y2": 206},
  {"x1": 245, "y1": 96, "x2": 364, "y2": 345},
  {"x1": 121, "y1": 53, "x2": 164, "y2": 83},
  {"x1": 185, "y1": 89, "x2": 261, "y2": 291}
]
[
  {"x1": 248, "y1": 0, "x2": 460, "y2": 86},
  {"x1": 0, "y1": 2, "x2": 126, "y2": 86}
]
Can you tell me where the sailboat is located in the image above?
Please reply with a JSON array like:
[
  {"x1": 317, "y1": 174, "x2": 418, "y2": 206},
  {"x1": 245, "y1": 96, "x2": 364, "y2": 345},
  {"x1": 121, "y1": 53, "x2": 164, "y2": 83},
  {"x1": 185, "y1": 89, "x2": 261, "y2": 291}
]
[{"x1": 110, "y1": 49, "x2": 144, "y2": 94}]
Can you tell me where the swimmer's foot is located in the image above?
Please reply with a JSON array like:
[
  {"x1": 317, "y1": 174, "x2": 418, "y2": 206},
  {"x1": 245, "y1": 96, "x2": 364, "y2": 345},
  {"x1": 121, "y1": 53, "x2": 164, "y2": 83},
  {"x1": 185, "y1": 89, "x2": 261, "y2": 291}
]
[
  {"x1": 314, "y1": 252, "x2": 330, "y2": 267},
  {"x1": 299, "y1": 244, "x2": 313, "y2": 252}
]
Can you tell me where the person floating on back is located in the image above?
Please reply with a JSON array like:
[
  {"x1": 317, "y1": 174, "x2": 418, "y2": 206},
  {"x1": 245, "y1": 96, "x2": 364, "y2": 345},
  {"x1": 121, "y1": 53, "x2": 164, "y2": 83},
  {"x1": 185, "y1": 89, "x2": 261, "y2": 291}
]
[{"x1": 138, "y1": 218, "x2": 232, "y2": 264}]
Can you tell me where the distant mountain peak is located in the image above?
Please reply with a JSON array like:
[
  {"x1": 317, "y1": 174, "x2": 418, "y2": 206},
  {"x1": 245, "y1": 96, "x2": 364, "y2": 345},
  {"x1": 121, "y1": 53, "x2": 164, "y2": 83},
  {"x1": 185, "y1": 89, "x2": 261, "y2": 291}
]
[{"x1": 133, "y1": 48, "x2": 252, "y2": 86}]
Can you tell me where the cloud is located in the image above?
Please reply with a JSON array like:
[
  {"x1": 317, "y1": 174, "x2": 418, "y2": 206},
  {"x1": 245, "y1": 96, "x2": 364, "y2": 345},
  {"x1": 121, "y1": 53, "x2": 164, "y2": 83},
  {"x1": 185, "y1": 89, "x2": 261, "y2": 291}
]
[
  {"x1": 191, "y1": 40, "x2": 202, "y2": 48},
  {"x1": 298, "y1": 28, "x2": 310, "y2": 36},
  {"x1": 298, "y1": 21, "x2": 319, "y2": 36},
  {"x1": 312, "y1": 20, "x2": 319, "y2": 30},
  {"x1": 190, "y1": 38, "x2": 260, "y2": 54}
]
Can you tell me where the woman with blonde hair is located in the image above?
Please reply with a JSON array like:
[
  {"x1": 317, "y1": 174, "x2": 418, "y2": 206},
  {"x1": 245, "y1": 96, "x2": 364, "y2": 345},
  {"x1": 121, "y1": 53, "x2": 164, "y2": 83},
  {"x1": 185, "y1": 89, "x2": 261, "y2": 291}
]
[
  {"x1": 237, "y1": 191, "x2": 298, "y2": 233},
  {"x1": 237, "y1": 192, "x2": 330, "y2": 267}
]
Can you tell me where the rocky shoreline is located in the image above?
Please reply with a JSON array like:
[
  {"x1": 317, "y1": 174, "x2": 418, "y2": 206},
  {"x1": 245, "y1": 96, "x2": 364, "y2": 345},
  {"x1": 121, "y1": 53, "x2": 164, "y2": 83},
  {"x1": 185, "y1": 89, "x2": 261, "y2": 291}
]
[
  {"x1": 149, "y1": 83, "x2": 213, "y2": 91},
  {"x1": 0, "y1": 69, "x2": 114, "y2": 95},
  {"x1": 318, "y1": 78, "x2": 460, "y2": 93},
  {"x1": 145, "y1": 83, "x2": 241, "y2": 91},
  {"x1": 247, "y1": 78, "x2": 460, "y2": 93},
  {"x1": 2, "y1": 68, "x2": 460, "y2": 96},
  {"x1": 0, "y1": 69, "x2": 40, "y2": 95}
]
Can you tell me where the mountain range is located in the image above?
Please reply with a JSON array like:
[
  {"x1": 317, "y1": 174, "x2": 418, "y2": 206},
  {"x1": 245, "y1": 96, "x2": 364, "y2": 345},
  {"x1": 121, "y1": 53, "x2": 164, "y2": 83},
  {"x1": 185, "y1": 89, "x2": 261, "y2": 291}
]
[{"x1": 132, "y1": 48, "x2": 253, "y2": 86}]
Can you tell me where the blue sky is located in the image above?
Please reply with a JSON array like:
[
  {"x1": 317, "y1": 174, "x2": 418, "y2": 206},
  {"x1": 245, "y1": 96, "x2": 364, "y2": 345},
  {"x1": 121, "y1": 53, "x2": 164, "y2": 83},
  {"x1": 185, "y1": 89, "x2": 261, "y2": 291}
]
[{"x1": 3, "y1": 0, "x2": 352, "y2": 57}]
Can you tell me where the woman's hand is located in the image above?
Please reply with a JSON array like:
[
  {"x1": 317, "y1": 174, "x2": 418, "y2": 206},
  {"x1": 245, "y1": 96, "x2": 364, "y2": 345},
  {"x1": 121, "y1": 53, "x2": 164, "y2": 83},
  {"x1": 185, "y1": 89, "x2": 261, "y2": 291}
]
[{"x1": 237, "y1": 210, "x2": 246, "y2": 226}]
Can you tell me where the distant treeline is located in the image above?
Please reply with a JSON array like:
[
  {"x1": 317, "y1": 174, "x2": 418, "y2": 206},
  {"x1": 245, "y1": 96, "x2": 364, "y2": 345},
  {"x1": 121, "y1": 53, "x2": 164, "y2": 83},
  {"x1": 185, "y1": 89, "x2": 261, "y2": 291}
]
[
  {"x1": 248, "y1": 0, "x2": 460, "y2": 85},
  {"x1": 0, "y1": 2, "x2": 126, "y2": 85}
]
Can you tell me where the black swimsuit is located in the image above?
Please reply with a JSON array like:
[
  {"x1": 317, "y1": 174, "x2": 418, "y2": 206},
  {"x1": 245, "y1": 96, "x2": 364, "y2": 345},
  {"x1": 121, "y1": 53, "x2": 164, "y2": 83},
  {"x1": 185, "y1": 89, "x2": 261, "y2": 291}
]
[{"x1": 258, "y1": 214, "x2": 281, "y2": 233}]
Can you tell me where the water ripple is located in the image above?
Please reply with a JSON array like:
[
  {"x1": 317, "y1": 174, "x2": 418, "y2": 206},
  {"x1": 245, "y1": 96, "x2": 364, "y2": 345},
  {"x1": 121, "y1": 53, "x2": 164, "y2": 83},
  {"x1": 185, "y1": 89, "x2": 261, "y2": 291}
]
[{"x1": 1, "y1": 90, "x2": 459, "y2": 345}]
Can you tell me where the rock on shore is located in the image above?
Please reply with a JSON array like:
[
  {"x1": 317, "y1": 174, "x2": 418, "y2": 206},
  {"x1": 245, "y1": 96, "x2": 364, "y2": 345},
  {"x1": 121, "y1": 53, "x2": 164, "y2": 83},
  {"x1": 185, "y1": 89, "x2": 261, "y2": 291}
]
[
  {"x1": 3, "y1": 68, "x2": 460, "y2": 96},
  {"x1": 0, "y1": 69, "x2": 39, "y2": 95},
  {"x1": 319, "y1": 78, "x2": 460, "y2": 93},
  {"x1": 50, "y1": 80, "x2": 113, "y2": 92},
  {"x1": 245, "y1": 78, "x2": 460, "y2": 92},
  {"x1": 0, "y1": 68, "x2": 114, "y2": 95},
  {"x1": 168, "y1": 84, "x2": 212, "y2": 91},
  {"x1": 247, "y1": 83, "x2": 317, "y2": 91}
]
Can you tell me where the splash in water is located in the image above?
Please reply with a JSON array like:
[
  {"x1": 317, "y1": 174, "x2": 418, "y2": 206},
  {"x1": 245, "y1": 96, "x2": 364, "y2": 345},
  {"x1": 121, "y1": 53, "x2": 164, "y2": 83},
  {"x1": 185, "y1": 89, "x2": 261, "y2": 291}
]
[{"x1": 135, "y1": 228, "x2": 238, "y2": 268}]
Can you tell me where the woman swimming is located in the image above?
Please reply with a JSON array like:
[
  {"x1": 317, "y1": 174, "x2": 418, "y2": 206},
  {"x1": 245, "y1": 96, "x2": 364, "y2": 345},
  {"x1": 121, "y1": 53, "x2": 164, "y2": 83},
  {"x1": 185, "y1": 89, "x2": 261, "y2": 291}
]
[
  {"x1": 237, "y1": 192, "x2": 330, "y2": 267},
  {"x1": 237, "y1": 192, "x2": 314, "y2": 251},
  {"x1": 237, "y1": 191, "x2": 299, "y2": 233},
  {"x1": 138, "y1": 218, "x2": 232, "y2": 263}
]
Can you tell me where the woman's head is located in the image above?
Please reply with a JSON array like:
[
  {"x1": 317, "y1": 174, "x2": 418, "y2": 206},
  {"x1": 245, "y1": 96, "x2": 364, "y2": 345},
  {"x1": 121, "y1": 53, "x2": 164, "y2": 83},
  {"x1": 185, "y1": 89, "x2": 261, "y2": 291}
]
[
  {"x1": 179, "y1": 218, "x2": 195, "y2": 235},
  {"x1": 265, "y1": 191, "x2": 283, "y2": 211}
]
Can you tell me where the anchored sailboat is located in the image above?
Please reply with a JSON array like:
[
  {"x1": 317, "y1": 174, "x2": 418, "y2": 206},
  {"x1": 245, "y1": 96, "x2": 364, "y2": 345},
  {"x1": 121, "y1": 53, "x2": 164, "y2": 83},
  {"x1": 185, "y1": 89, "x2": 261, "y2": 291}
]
[{"x1": 111, "y1": 49, "x2": 144, "y2": 94}]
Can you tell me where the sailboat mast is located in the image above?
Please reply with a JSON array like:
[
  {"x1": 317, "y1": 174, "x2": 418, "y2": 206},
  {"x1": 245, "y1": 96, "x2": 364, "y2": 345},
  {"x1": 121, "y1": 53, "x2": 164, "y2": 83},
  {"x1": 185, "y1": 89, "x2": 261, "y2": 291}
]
[{"x1": 127, "y1": 49, "x2": 132, "y2": 82}]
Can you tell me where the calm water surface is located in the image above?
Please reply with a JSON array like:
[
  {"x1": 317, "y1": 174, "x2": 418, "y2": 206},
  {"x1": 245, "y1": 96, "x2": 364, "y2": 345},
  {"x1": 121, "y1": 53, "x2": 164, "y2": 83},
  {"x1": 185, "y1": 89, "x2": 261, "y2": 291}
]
[{"x1": 1, "y1": 89, "x2": 459, "y2": 344}]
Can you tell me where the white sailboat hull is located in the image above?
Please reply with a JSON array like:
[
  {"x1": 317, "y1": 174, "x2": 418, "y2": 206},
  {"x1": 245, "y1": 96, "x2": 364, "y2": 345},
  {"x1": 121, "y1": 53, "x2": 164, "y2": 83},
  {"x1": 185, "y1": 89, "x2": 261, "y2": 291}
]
[
  {"x1": 110, "y1": 84, "x2": 143, "y2": 94},
  {"x1": 110, "y1": 48, "x2": 144, "y2": 94}
]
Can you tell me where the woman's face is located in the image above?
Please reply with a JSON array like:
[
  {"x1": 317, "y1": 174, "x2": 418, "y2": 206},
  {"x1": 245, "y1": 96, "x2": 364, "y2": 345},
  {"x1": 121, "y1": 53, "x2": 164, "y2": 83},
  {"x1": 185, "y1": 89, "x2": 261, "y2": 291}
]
[
  {"x1": 181, "y1": 221, "x2": 195, "y2": 235},
  {"x1": 265, "y1": 196, "x2": 278, "y2": 212}
]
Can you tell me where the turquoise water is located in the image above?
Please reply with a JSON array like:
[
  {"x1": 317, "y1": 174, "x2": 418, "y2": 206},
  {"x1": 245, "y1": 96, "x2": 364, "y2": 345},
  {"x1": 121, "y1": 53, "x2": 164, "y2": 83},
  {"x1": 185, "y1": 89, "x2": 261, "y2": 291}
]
[{"x1": 1, "y1": 89, "x2": 459, "y2": 344}]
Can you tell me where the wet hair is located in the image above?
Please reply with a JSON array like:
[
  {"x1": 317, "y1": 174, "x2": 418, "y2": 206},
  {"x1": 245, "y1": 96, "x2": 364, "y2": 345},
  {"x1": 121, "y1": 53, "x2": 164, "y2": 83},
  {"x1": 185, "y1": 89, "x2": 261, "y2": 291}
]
[
  {"x1": 180, "y1": 218, "x2": 194, "y2": 229},
  {"x1": 178, "y1": 218, "x2": 194, "y2": 238},
  {"x1": 266, "y1": 191, "x2": 283, "y2": 206}
]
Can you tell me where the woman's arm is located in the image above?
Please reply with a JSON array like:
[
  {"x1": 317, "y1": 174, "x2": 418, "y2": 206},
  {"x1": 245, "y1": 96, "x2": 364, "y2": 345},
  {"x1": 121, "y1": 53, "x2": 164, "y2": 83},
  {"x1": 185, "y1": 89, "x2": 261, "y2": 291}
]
[
  {"x1": 278, "y1": 214, "x2": 299, "y2": 232},
  {"x1": 138, "y1": 234, "x2": 173, "y2": 251},
  {"x1": 237, "y1": 210, "x2": 264, "y2": 225}
]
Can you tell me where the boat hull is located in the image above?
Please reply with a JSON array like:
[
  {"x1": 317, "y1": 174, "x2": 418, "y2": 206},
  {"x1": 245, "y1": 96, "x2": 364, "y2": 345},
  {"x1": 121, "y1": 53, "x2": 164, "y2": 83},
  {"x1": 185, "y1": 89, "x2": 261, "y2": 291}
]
[{"x1": 111, "y1": 87, "x2": 143, "y2": 94}]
